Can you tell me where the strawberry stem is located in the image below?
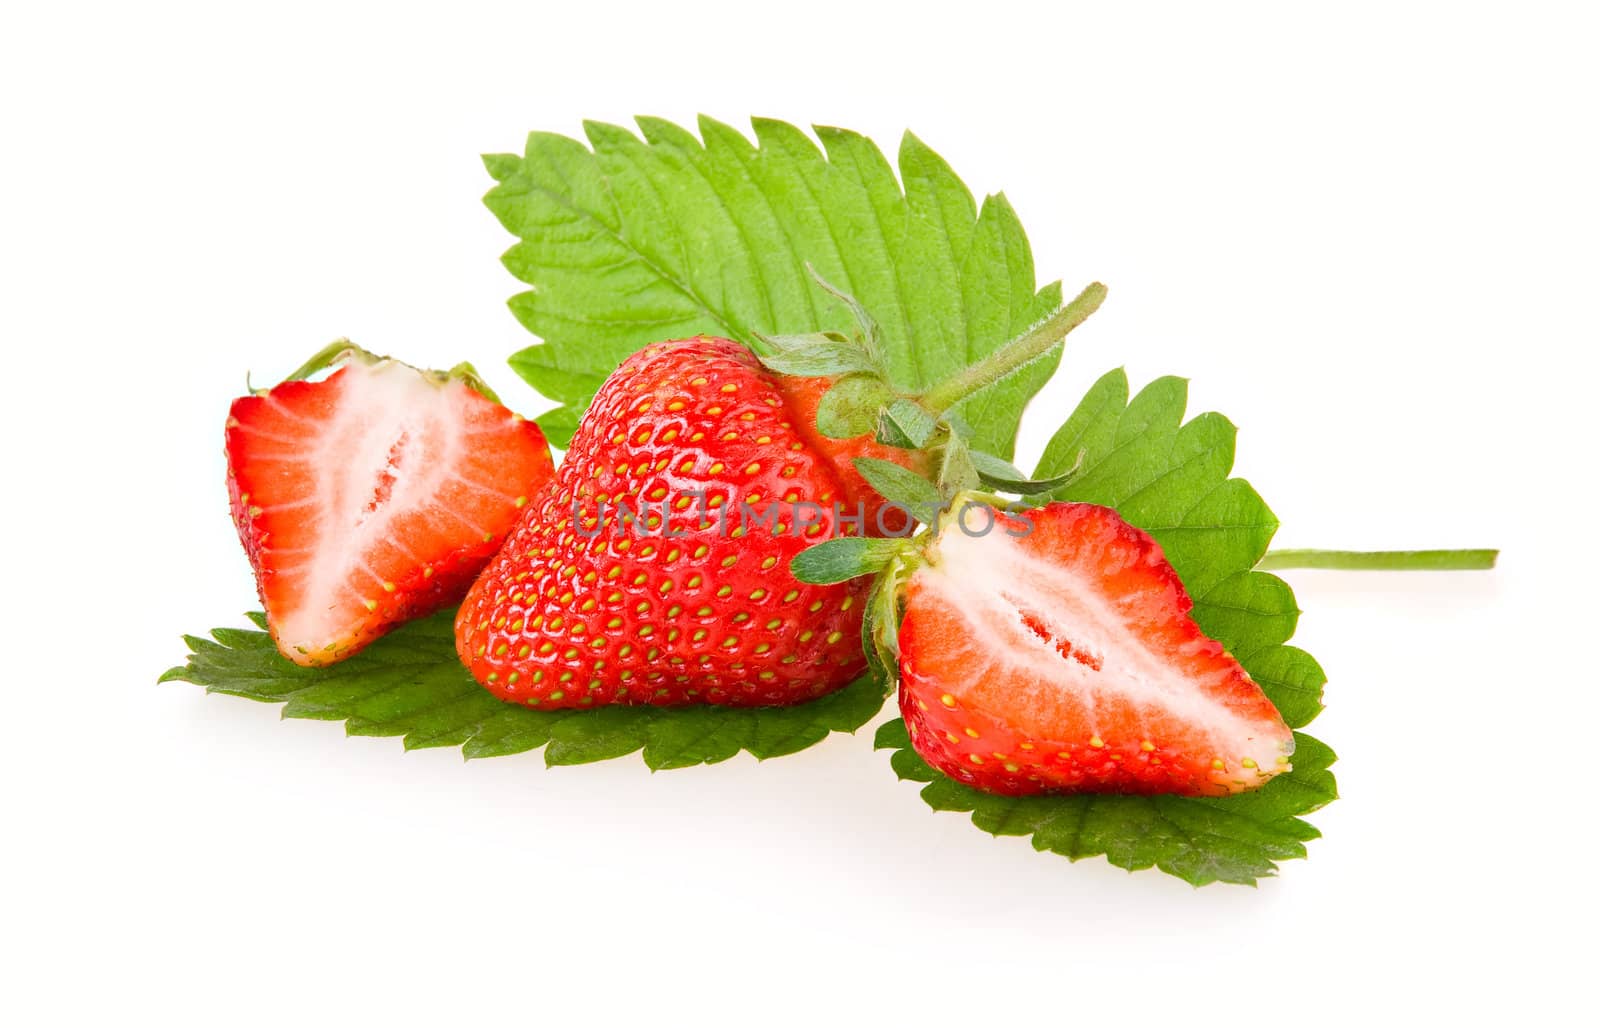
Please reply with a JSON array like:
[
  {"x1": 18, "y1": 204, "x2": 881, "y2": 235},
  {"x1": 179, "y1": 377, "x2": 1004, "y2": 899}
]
[
  {"x1": 1257, "y1": 549, "x2": 1499, "y2": 571},
  {"x1": 919, "y1": 282, "x2": 1108, "y2": 414}
]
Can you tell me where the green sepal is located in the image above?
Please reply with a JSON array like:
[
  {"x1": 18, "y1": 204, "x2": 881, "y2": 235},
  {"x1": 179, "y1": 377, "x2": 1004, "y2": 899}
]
[
  {"x1": 876, "y1": 398, "x2": 939, "y2": 449},
  {"x1": 443, "y1": 361, "x2": 503, "y2": 404},
  {"x1": 935, "y1": 432, "x2": 982, "y2": 499},
  {"x1": 804, "y1": 262, "x2": 888, "y2": 372},
  {"x1": 851, "y1": 457, "x2": 943, "y2": 515},
  {"x1": 757, "y1": 339, "x2": 882, "y2": 378},
  {"x1": 943, "y1": 410, "x2": 975, "y2": 442},
  {"x1": 273, "y1": 342, "x2": 505, "y2": 405},
  {"x1": 860, "y1": 554, "x2": 912, "y2": 685},
  {"x1": 816, "y1": 375, "x2": 895, "y2": 439},
  {"x1": 789, "y1": 537, "x2": 907, "y2": 585},
  {"x1": 278, "y1": 338, "x2": 368, "y2": 385},
  {"x1": 970, "y1": 448, "x2": 1082, "y2": 495}
]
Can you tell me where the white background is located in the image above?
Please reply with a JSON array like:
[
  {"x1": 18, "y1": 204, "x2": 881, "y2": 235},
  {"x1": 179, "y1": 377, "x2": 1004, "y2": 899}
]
[{"x1": 3, "y1": 1, "x2": 1594, "y2": 1023}]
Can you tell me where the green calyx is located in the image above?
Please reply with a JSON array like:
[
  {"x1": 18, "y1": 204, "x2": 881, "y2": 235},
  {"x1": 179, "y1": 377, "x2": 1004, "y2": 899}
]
[
  {"x1": 790, "y1": 536, "x2": 913, "y2": 585},
  {"x1": 761, "y1": 269, "x2": 1106, "y2": 504},
  {"x1": 781, "y1": 276, "x2": 1106, "y2": 657},
  {"x1": 779, "y1": 274, "x2": 1107, "y2": 690},
  {"x1": 862, "y1": 548, "x2": 918, "y2": 683},
  {"x1": 277, "y1": 338, "x2": 370, "y2": 384},
  {"x1": 789, "y1": 534, "x2": 920, "y2": 686},
  {"x1": 265, "y1": 339, "x2": 501, "y2": 402},
  {"x1": 441, "y1": 361, "x2": 503, "y2": 403}
]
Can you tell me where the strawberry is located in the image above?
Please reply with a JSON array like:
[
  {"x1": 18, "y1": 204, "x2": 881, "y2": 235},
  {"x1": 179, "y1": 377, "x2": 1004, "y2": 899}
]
[
  {"x1": 226, "y1": 344, "x2": 554, "y2": 666},
  {"x1": 455, "y1": 335, "x2": 907, "y2": 708},
  {"x1": 896, "y1": 501, "x2": 1293, "y2": 796}
]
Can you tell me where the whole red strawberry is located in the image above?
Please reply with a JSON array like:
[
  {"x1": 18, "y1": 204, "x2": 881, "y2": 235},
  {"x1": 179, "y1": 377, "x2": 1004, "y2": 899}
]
[
  {"x1": 226, "y1": 344, "x2": 553, "y2": 666},
  {"x1": 897, "y1": 501, "x2": 1293, "y2": 797},
  {"x1": 455, "y1": 336, "x2": 916, "y2": 708}
]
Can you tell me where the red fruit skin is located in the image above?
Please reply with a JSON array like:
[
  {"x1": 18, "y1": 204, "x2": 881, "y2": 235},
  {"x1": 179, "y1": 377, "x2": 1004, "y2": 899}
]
[
  {"x1": 898, "y1": 502, "x2": 1293, "y2": 798},
  {"x1": 455, "y1": 337, "x2": 875, "y2": 708},
  {"x1": 226, "y1": 363, "x2": 554, "y2": 666}
]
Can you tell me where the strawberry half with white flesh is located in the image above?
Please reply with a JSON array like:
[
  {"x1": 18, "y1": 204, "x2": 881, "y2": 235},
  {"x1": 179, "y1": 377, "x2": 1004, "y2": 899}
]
[
  {"x1": 225, "y1": 342, "x2": 554, "y2": 666},
  {"x1": 897, "y1": 501, "x2": 1293, "y2": 796}
]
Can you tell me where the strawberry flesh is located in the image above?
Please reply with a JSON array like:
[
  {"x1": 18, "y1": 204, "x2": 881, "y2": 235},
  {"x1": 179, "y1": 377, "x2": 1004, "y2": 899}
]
[
  {"x1": 226, "y1": 358, "x2": 553, "y2": 666},
  {"x1": 898, "y1": 502, "x2": 1293, "y2": 796}
]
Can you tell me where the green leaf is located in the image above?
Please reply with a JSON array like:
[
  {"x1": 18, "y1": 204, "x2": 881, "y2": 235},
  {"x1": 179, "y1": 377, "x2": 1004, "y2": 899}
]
[
  {"x1": 879, "y1": 370, "x2": 1337, "y2": 885},
  {"x1": 1038, "y1": 371, "x2": 1280, "y2": 598},
  {"x1": 950, "y1": 201, "x2": 1065, "y2": 460},
  {"x1": 162, "y1": 611, "x2": 887, "y2": 769},
  {"x1": 875, "y1": 721, "x2": 1337, "y2": 887},
  {"x1": 485, "y1": 117, "x2": 1061, "y2": 455},
  {"x1": 533, "y1": 406, "x2": 581, "y2": 450},
  {"x1": 852, "y1": 456, "x2": 943, "y2": 513},
  {"x1": 790, "y1": 537, "x2": 905, "y2": 585}
]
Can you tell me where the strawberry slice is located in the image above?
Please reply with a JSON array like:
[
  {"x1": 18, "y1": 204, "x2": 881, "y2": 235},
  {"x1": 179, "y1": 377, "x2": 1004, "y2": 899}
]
[
  {"x1": 225, "y1": 346, "x2": 553, "y2": 666},
  {"x1": 897, "y1": 501, "x2": 1293, "y2": 796}
]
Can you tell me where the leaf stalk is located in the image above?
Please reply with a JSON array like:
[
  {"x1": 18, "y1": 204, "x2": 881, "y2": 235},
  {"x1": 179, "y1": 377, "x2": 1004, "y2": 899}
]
[{"x1": 1257, "y1": 549, "x2": 1499, "y2": 571}]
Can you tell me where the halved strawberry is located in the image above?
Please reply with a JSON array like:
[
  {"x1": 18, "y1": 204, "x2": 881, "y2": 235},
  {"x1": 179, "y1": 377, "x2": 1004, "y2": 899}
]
[
  {"x1": 226, "y1": 346, "x2": 553, "y2": 666},
  {"x1": 897, "y1": 501, "x2": 1292, "y2": 796}
]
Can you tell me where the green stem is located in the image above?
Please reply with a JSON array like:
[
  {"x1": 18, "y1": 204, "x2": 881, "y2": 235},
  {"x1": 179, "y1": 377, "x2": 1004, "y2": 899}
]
[
  {"x1": 1257, "y1": 549, "x2": 1499, "y2": 571},
  {"x1": 919, "y1": 281, "x2": 1108, "y2": 414}
]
